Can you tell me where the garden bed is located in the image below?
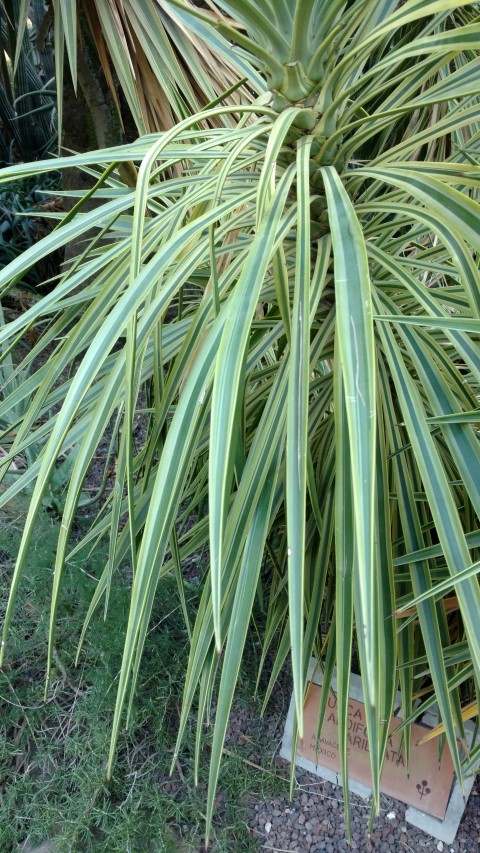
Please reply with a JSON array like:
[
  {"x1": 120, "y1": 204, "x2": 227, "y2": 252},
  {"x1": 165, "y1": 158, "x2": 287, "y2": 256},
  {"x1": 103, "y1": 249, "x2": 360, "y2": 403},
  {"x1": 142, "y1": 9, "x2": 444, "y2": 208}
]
[{"x1": 0, "y1": 497, "x2": 478, "y2": 852}]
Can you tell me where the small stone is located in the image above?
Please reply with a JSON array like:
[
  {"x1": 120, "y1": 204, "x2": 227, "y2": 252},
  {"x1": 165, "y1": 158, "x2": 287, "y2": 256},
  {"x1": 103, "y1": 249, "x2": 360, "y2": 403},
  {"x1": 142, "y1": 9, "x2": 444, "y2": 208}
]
[
  {"x1": 387, "y1": 812, "x2": 396, "y2": 820},
  {"x1": 265, "y1": 821, "x2": 272, "y2": 834},
  {"x1": 298, "y1": 813, "x2": 306, "y2": 825},
  {"x1": 21, "y1": 845, "x2": 56, "y2": 853},
  {"x1": 437, "y1": 843, "x2": 443, "y2": 852}
]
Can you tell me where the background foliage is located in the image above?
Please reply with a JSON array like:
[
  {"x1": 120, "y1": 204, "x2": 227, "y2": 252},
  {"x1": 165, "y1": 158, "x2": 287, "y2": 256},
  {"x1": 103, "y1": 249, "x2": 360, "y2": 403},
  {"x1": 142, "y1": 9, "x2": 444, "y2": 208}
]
[{"x1": 0, "y1": 0, "x2": 56, "y2": 164}]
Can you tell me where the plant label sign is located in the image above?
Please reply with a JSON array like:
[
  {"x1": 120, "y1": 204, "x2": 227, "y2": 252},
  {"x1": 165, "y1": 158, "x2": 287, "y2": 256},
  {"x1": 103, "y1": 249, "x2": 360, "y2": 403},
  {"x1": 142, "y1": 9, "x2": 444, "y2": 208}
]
[
  {"x1": 298, "y1": 684, "x2": 454, "y2": 820},
  {"x1": 281, "y1": 667, "x2": 478, "y2": 843}
]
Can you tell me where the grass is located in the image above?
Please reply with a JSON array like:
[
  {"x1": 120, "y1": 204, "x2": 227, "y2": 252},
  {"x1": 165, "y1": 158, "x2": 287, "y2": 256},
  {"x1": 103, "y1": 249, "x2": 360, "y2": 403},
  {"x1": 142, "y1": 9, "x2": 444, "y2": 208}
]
[{"x1": 0, "y1": 495, "x2": 288, "y2": 852}]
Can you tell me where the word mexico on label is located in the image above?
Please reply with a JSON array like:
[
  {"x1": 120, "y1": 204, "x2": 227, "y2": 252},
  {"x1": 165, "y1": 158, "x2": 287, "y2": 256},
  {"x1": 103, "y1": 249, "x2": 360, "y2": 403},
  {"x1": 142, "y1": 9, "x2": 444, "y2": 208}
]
[{"x1": 298, "y1": 685, "x2": 455, "y2": 821}]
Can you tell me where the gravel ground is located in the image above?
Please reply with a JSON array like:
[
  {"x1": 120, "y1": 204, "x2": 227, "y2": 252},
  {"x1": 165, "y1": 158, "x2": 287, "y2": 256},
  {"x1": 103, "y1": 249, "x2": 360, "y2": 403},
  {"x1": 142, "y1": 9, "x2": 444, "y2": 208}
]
[
  {"x1": 247, "y1": 773, "x2": 480, "y2": 853},
  {"x1": 224, "y1": 683, "x2": 480, "y2": 853}
]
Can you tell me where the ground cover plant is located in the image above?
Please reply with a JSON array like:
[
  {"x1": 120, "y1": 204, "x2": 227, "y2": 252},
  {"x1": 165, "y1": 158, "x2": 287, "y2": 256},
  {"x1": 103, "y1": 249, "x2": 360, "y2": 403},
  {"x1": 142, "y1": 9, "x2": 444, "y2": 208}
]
[
  {"x1": 0, "y1": 498, "x2": 281, "y2": 851},
  {"x1": 0, "y1": 1, "x2": 479, "y2": 846}
]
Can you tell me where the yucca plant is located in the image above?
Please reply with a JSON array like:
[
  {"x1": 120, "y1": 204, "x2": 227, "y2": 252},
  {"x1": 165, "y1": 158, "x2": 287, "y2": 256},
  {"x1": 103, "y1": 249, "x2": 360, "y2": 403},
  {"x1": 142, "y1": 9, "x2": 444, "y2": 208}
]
[{"x1": 1, "y1": 0, "x2": 480, "y2": 845}]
